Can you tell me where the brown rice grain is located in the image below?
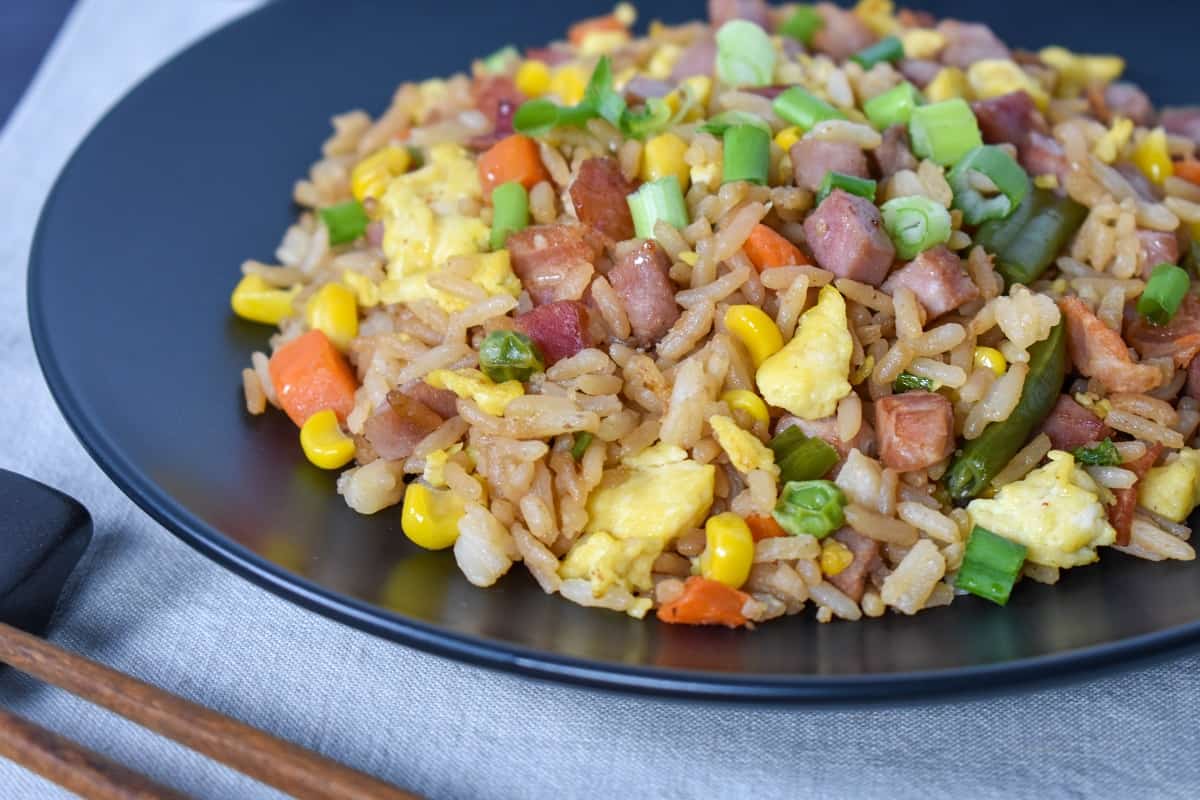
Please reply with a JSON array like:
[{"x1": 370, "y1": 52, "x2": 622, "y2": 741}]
[
  {"x1": 1104, "y1": 409, "x2": 1186, "y2": 449},
  {"x1": 991, "y1": 432, "x2": 1052, "y2": 488},
  {"x1": 845, "y1": 504, "x2": 920, "y2": 546},
  {"x1": 241, "y1": 368, "x2": 267, "y2": 415}
]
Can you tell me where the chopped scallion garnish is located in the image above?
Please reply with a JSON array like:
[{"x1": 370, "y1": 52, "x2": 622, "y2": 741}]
[
  {"x1": 893, "y1": 372, "x2": 937, "y2": 393},
  {"x1": 627, "y1": 176, "x2": 690, "y2": 240},
  {"x1": 778, "y1": 4, "x2": 823, "y2": 45},
  {"x1": 908, "y1": 98, "x2": 983, "y2": 167},
  {"x1": 1138, "y1": 263, "x2": 1191, "y2": 325},
  {"x1": 816, "y1": 171, "x2": 877, "y2": 206},
  {"x1": 947, "y1": 145, "x2": 1031, "y2": 225},
  {"x1": 715, "y1": 19, "x2": 776, "y2": 88},
  {"x1": 489, "y1": 181, "x2": 529, "y2": 250},
  {"x1": 851, "y1": 36, "x2": 903, "y2": 69},
  {"x1": 862, "y1": 81, "x2": 921, "y2": 130},
  {"x1": 723, "y1": 124, "x2": 770, "y2": 185},
  {"x1": 880, "y1": 196, "x2": 952, "y2": 259},
  {"x1": 769, "y1": 426, "x2": 839, "y2": 483},
  {"x1": 479, "y1": 330, "x2": 544, "y2": 383},
  {"x1": 955, "y1": 525, "x2": 1027, "y2": 606},
  {"x1": 571, "y1": 431, "x2": 594, "y2": 461},
  {"x1": 1072, "y1": 438, "x2": 1120, "y2": 467},
  {"x1": 319, "y1": 201, "x2": 369, "y2": 245},
  {"x1": 699, "y1": 110, "x2": 773, "y2": 137},
  {"x1": 772, "y1": 87, "x2": 846, "y2": 131}
]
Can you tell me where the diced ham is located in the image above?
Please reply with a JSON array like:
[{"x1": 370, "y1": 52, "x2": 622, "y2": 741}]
[
  {"x1": 802, "y1": 189, "x2": 896, "y2": 286},
  {"x1": 403, "y1": 380, "x2": 459, "y2": 420},
  {"x1": 670, "y1": 37, "x2": 716, "y2": 80},
  {"x1": 472, "y1": 75, "x2": 524, "y2": 134},
  {"x1": 607, "y1": 240, "x2": 681, "y2": 346},
  {"x1": 1038, "y1": 395, "x2": 1112, "y2": 452},
  {"x1": 1162, "y1": 107, "x2": 1200, "y2": 145},
  {"x1": 1108, "y1": 443, "x2": 1164, "y2": 546},
  {"x1": 1188, "y1": 356, "x2": 1200, "y2": 400},
  {"x1": 811, "y1": 3, "x2": 875, "y2": 61},
  {"x1": 789, "y1": 139, "x2": 870, "y2": 192},
  {"x1": 569, "y1": 157, "x2": 637, "y2": 242},
  {"x1": 1137, "y1": 230, "x2": 1180, "y2": 276},
  {"x1": 359, "y1": 392, "x2": 443, "y2": 462},
  {"x1": 1059, "y1": 296, "x2": 1164, "y2": 393},
  {"x1": 881, "y1": 246, "x2": 980, "y2": 319},
  {"x1": 973, "y1": 91, "x2": 1045, "y2": 147},
  {"x1": 937, "y1": 20, "x2": 1010, "y2": 68},
  {"x1": 707, "y1": 0, "x2": 770, "y2": 29},
  {"x1": 745, "y1": 85, "x2": 790, "y2": 100},
  {"x1": 524, "y1": 46, "x2": 572, "y2": 67},
  {"x1": 874, "y1": 124, "x2": 918, "y2": 178},
  {"x1": 827, "y1": 528, "x2": 882, "y2": 603},
  {"x1": 507, "y1": 224, "x2": 607, "y2": 306},
  {"x1": 898, "y1": 58, "x2": 941, "y2": 89},
  {"x1": 874, "y1": 391, "x2": 955, "y2": 472},
  {"x1": 514, "y1": 300, "x2": 598, "y2": 365},
  {"x1": 896, "y1": 9, "x2": 936, "y2": 28},
  {"x1": 624, "y1": 76, "x2": 674, "y2": 104},
  {"x1": 366, "y1": 221, "x2": 384, "y2": 248},
  {"x1": 1096, "y1": 82, "x2": 1155, "y2": 127},
  {"x1": 776, "y1": 414, "x2": 875, "y2": 459},
  {"x1": 1019, "y1": 132, "x2": 1069, "y2": 185},
  {"x1": 1125, "y1": 293, "x2": 1200, "y2": 368}
]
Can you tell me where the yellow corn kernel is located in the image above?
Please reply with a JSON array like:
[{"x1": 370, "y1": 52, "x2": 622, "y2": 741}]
[
  {"x1": 299, "y1": 409, "x2": 356, "y2": 470},
  {"x1": 966, "y1": 59, "x2": 1049, "y2": 110},
  {"x1": 1050, "y1": 278, "x2": 1068, "y2": 294},
  {"x1": 341, "y1": 270, "x2": 380, "y2": 308},
  {"x1": 305, "y1": 283, "x2": 359, "y2": 350},
  {"x1": 426, "y1": 368, "x2": 523, "y2": 416},
  {"x1": 350, "y1": 145, "x2": 411, "y2": 204},
  {"x1": 640, "y1": 132, "x2": 690, "y2": 190},
  {"x1": 1190, "y1": 220, "x2": 1200, "y2": 243},
  {"x1": 549, "y1": 65, "x2": 588, "y2": 106},
  {"x1": 1039, "y1": 46, "x2": 1124, "y2": 98},
  {"x1": 646, "y1": 43, "x2": 682, "y2": 80},
  {"x1": 820, "y1": 538, "x2": 854, "y2": 577},
  {"x1": 773, "y1": 125, "x2": 804, "y2": 154},
  {"x1": 1133, "y1": 128, "x2": 1174, "y2": 185},
  {"x1": 515, "y1": 59, "x2": 552, "y2": 97},
  {"x1": 1092, "y1": 117, "x2": 1133, "y2": 164},
  {"x1": 901, "y1": 29, "x2": 946, "y2": 60},
  {"x1": 401, "y1": 483, "x2": 466, "y2": 550},
  {"x1": 1034, "y1": 173, "x2": 1060, "y2": 190},
  {"x1": 581, "y1": 30, "x2": 630, "y2": 56},
  {"x1": 699, "y1": 512, "x2": 755, "y2": 589},
  {"x1": 853, "y1": 0, "x2": 897, "y2": 35},
  {"x1": 720, "y1": 389, "x2": 770, "y2": 425},
  {"x1": 725, "y1": 305, "x2": 784, "y2": 367},
  {"x1": 666, "y1": 75, "x2": 712, "y2": 122},
  {"x1": 230, "y1": 274, "x2": 300, "y2": 325},
  {"x1": 924, "y1": 67, "x2": 969, "y2": 103},
  {"x1": 973, "y1": 346, "x2": 1007, "y2": 377},
  {"x1": 678, "y1": 251, "x2": 699, "y2": 266}
]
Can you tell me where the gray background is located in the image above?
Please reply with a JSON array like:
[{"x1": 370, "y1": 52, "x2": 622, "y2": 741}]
[{"x1": 1, "y1": 1, "x2": 1197, "y2": 797}]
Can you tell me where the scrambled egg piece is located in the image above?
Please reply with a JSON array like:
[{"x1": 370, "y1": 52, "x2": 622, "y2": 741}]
[
  {"x1": 853, "y1": 0, "x2": 898, "y2": 35},
  {"x1": 966, "y1": 60, "x2": 1049, "y2": 111},
  {"x1": 378, "y1": 143, "x2": 519, "y2": 311},
  {"x1": 755, "y1": 285, "x2": 852, "y2": 420},
  {"x1": 1093, "y1": 117, "x2": 1134, "y2": 164},
  {"x1": 341, "y1": 270, "x2": 380, "y2": 308},
  {"x1": 421, "y1": 443, "x2": 464, "y2": 488},
  {"x1": 967, "y1": 451, "x2": 1116, "y2": 568},
  {"x1": 709, "y1": 415, "x2": 778, "y2": 477},
  {"x1": 1039, "y1": 46, "x2": 1124, "y2": 98},
  {"x1": 425, "y1": 368, "x2": 523, "y2": 416},
  {"x1": 1139, "y1": 448, "x2": 1200, "y2": 523},
  {"x1": 902, "y1": 29, "x2": 945, "y2": 60},
  {"x1": 646, "y1": 43, "x2": 682, "y2": 79},
  {"x1": 559, "y1": 444, "x2": 715, "y2": 596}
]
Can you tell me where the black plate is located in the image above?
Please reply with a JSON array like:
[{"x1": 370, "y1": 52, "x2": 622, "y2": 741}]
[{"x1": 27, "y1": 0, "x2": 1200, "y2": 700}]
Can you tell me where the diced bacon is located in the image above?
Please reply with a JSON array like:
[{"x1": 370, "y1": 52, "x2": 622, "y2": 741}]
[
  {"x1": 472, "y1": 75, "x2": 524, "y2": 135},
  {"x1": 359, "y1": 392, "x2": 443, "y2": 461},
  {"x1": 898, "y1": 58, "x2": 941, "y2": 89},
  {"x1": 973, "y1": 91, "x2": 1045, "y2": 147},
  {"x1": 624, "y1": 76, "x2": 674, "y2": 104},
  {"x1": 803, "y1": 189, "x2": 896, "y2": 287},
  {"x1": 569, "y1": 158, "x2": 637, "y2": 242},
  {"x1": 1137, "y1": 230, "x2": 1180, "y2": 277},
  {"x1": 1019, "y1": 132, "x2": 1069, "y2": 185},
  {"x1": 881, "y1": 245, "x2": 980, "y2": 319},
  {"x1": 403, "y1": 380, "x2": 459, "y2": 420},
  {"x1": 1092, "y1": 82, "x2": 1155, "y2": 127},
  {"x1": 524, "y1": 46, "x2": 572, "y2": 66},
  {"x1": 1038, "y1": 395, "x2": 1112, "y2": 452},
  {"x1": 607, "y1": 240, "x2": 681, "y2": 346},
  {"x1": 1108, "y1": 443, "x2": 1164, "y2": 546},
  {"x1": 670, "y1": 37, "x2": 716, "y2": 81},
  {"x1": 708, "y1": 0, "x2": 770, "y2": 29},
  {"x1": 744, "y1": 85, "x2": 790, "y2": 100},
  {"x1": 874, "y1": 124, "x2": 918, "y2": 178},
  {"x1": 507, "y1": 224, "x2": 607, "y2": 306},
  {"x1": 1125, "y1": 293, "x2": 1200, "y2": 368},
  {"x1": 1060, "y1": 296, "x2": 1164, "y2": 393},
  {"x1": 1189, "y1": 356, "x2": 1200, "y2": 400},
  {"x1": 1161, "y1": 107, "x2": 1200, "y2": 145},
  {"x1": 789, "y1": 139, "x2": 869, "y2": 192},
  {"x1": 827, "y1": 528, "x2": 882, "y2": 603},
  {"x1": 514, "y1": 300, "x2": 598, "y2": 365},
  {"x1": 937, "y1": 20, "x2": 1010, "y2": 68},
  {"x1": 874, "y1": 391, "x2": 955, "y2": 472},
  {"x1": 811, "y1": 3, "x2": 875, "y2": 61},
  {"x1": 776, "y1": 414, "x2": 876, "y2": 459},
  {"x1": 896, "y1": 9, "x2": 936, "y2": 27}
]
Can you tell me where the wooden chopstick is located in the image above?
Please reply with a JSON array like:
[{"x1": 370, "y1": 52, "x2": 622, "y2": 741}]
[{"x1": 0, "y1": 621, "x2": 418, "y2": 800}]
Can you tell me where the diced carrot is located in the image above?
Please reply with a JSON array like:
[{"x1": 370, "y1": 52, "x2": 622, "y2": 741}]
[
  {"x1": 745, "y1": 513, "x2": 787, "y2": 542},
  {"x1": 742, "y1": 223, "x2": 809, "y2": 271},
  {"x1": 1175, "y1": 158, "x2": 1200, "y2": 186},
  {"x1": 477, "y1": 135, "x2": 550, "y2": 200},
  {"x1": 268, "y1": 330, "x2": 359, "y2": 428},
  {"x1": 567, "y1": 15, "x2": 626, "y2": 46},
  {"x1": 656, "y1": 576, "x2": 750, "y2": 628}
]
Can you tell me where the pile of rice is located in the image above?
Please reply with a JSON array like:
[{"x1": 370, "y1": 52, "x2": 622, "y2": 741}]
[{"x1": 237, "y1": 0, "x2": 1200, "y2": 626}]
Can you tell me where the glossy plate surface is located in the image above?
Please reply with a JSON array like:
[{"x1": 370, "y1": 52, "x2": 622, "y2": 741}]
[{"x1": 28, "y1": 0, "x2": 1200, "y2": 700}]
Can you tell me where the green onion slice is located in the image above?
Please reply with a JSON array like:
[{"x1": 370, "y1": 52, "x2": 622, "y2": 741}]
[
  {"x1": 908, "y1": 98, "x2": 982, "y2": 167},
  {"x1": 816, "y1": 171, "x2": 878, "y2": 206},
  {"x1": 851, "y1": 36, "x2": 904, "y2": 69},
  {"x1": 1138, "y1": 263, "x2": 1191, "y2": 325},
  {"x1": 893, "y1": 371, "x2": 938, "y2": 393},
  {"x1": 571, "y1": 431, "x2": 595, "y2": 462},
  {"x1": 489, "y1": 181, "x2": 529, "y2": 250},
  {"x1": 699, "y1": 110, "x2": 772, "y2": 137},
  {"x1": 880, "y1": 196, "x2": 953, "y2": 259},
  {"x1": 627, "y1": 176, "x2": 690, "y2": 240},
  {"x1": 779, "y1": 5, "x2": 823, "y2": 45},
  {"x1": 863, "y1": 81, "x2": 922, "y2": 130},
  {"x1": 772, "y1": 87, "x2": 846, "y2": 131},
  {"x1": 955, "y1": 525, "x2": 1028, "y2": 606},
  {"x1": 715, "y1": 19, "x2": 776, "y2": 88},
  {"x1": 478, "y1": 330, "x2": 545, "y2": 383},
  {"x1": 1071, "y1": 438, "x2": 1120, "y2": 467},
  {"x1": 723, "y1": 124, "x2": 771, "y2": 186},
  {"x1": 769, "y1": 426, "x2": 839, "y2": 483},
  {"x1": 513, "y1": 56, "x2": 625, "y2": 136},
  {"x1": 947, "y1": 145, "x2": 1031, "y2": 225},
  {"x1": 481, "y1": 45, "x2": 519, "y2": 74},
  {"x1": 319, "y1": 201, "x2": 369, "y2": 246},
  {"x1": 772, "y1": 480, "x2": 847, "y2": 540}
]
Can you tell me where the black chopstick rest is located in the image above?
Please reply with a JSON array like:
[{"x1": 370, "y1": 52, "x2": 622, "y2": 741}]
[{"x1": 0, "y1": 470, "x2": 92, "y2": 637}]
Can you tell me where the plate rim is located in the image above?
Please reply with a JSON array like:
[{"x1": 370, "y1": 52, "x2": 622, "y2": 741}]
[{"x1": 25, "y1": 0, "x2": 1200, "y2": 702}]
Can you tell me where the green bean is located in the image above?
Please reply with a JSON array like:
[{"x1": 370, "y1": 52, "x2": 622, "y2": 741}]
[
  {"x1": 974, "y1": 189, "x2": 1087, "y2": 286},
  {"x1": 943, "y1": 320, "x2": 1067, "y2": 504}
]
